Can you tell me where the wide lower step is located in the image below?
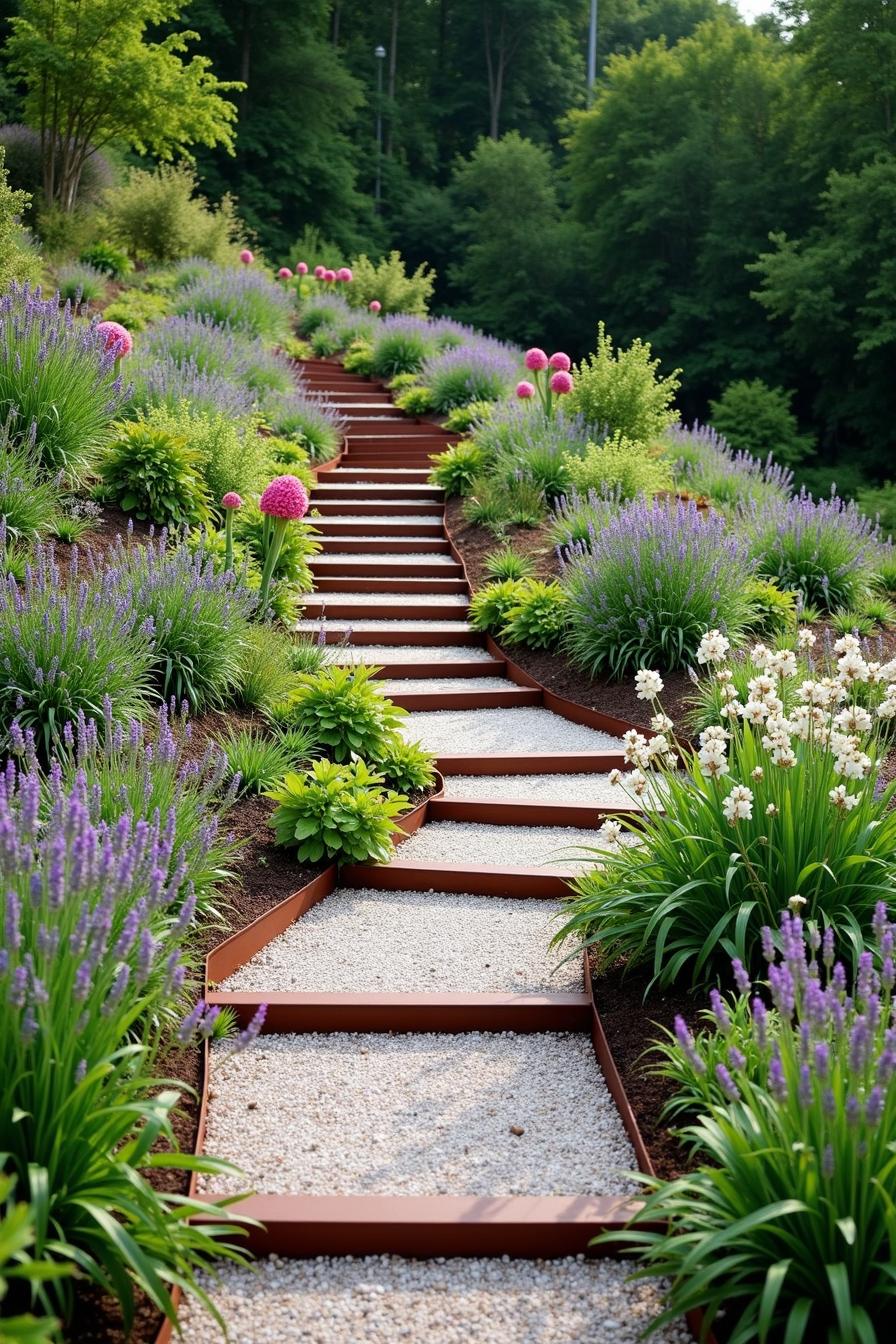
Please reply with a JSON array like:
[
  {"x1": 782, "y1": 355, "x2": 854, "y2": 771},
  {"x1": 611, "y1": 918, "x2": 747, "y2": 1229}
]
[
  {"x1": 317, "y1": 538, "x2": 451, "y2": 555},
  {"x1": 329, "y1": 469, "x2": 434, "y2": 484},
  {"x1": 388, "y1": 686, "x2": 541, "y2": 711},
  {"x1": 310, "y1": 557, "x2": 463, "y2": 578},
  {"x1": 302, "y1": 600, "x2": 468, "y2": 621},
  {"x1": 344, "y1": 422, "x2": 455, "y2": 438},
  {"x1": 311, "y1": 500, "x2": 444, "y2": 517},
  {"x1": 296, "y1": 624, "x2": 482, "y2": 646},
  {"x1": 312, "y1": 576, "x2": 468, "y2": 594},
  {"x1": 311, "y1": 483, "x2": 444, "y2": 500},
  {"x1": 342, "y1": 860, "x2": 575, "y2": 898},
  {"x1": 313, "y1": 520, "x2": 445, "y2": 537},
  {"x1": 361, "y1": 659, "x2": 507, "y2": 678}
]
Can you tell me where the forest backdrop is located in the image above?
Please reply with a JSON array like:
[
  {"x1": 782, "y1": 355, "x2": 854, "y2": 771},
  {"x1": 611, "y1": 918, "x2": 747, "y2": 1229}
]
[{"x1": 0, "y1": 0, "x2": 894, "y2": 497}]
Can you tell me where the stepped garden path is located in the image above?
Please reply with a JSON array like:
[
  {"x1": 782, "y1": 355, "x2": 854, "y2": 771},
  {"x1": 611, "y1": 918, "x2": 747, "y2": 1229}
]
[{"x1": 177, "y1": 362, "x2": 693, "y2": 1343}]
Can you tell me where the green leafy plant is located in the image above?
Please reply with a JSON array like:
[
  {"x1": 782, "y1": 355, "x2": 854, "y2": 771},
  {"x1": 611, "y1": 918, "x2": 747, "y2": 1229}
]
[
  {"x1": 343, "y1": 250, "x2": 435, "y2": 314},
  {"x1": 103, "y1": 164, "x2": 243, "y2": 264},
  {"x1": 428, "y1": 442, "x2": 485, "y2": 496},
  {"x1": 394, "y1": 385, "x2": 435, "y2": 415},
  {"x1": 0, "y1": 432, "x2": 60, "y2": 542},
  {"x1": 484, "y1": 544, "x2": 535, "y2": 581},
  {"x1": 275, "y1": 664, "x2": 406, "y2": 762},
  {"x1": 386, "y1": 371, "x2": 421, "y2": 393},
  {"x1": 79, "y1": 240, "x2": 132, "y2": 279},
  {"x1": 463, "y1": 476, "x2": 546, "y2": 532},
  {"x1": 101, "y1": 287, "x2": 172, "y2": 332},
  {"x1": 100, "y1": 420, "x2": 212, "y2": 526},
  {"x1": 218, "y1": 727, "x2": 301, "y2": 796},
  {"x1": 236, "y1": 624, "x2": 298, "y2": 712},
  {"x1": 741, "y1": 576, "x2": 798, "y2": 636},
  {"x1": 371, "y1": 326, "x2": 433, "y2": 378},
  {"x1": 443, "y1": 399, "x2": 494, "y2": 432},
  {"x1": 311, "y1": 325, "x2": 343, "y2": 357},
  {"x1": 709, "y1": 378, "x2": 813, "y2": 466},
  {"x1": 557, "y1": 632, "x2": 896, "y2": 988},
  {"x1": 568, "y1": 322, "x2": 680, "y2": 441},
  {"x1": 267, "y1": 758, "x2": 409, "y2": 863},
  {"x1": 141, "y1": 403, "x2": 270, "y2": 504},
  {"x1": 830, "y1": 609, "x2": 876, "y2": 638},
  {"x1": 342, "y1": 339, "x2": 374, "y2": 374},
  {"x1": 564, "y1": 432, "x2": 673, "y2": 501},
  {"x1": 0, "y1": 1173, "x2": 66, "y2": 1344},
  {"x1": 468, "y1": 579, "x2": 526, "y2": 634},
  {"x1": 374, "y1": 737, "x2": 437, "y2": 794},
  {"x1": 858, "y1": 592, "x2": 896, "y2": 625},
  {"x1": 501, "y1": 579, "x2": 568, "y2": 650},
  {"x1": 285, "y1": 635, "x2": 328, "y2": 675}
]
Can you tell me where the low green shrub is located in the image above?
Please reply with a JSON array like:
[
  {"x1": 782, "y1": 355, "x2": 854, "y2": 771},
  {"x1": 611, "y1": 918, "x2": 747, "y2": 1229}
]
[
  {"x1": 100, "y1": 420, "x2": 212, "y2": 526},
  {"x1": 0, "y1": 1172, "x2": 63, "y2": 1343},
  {"x1": 568, "y1": 321, "x2": 680, "y2": 441},
  {"x1": 344, "y1": 251, "x2": 435, "y2": 315},
  {"x1": 468, "y1": 580, "x2": 525, "y2": 634},
  {"x1": 394, "y1": 385, "x2": 435, "y2": 415},
  {"x1": 311, "y1": 325, "x2": 343, "y2": 357},
  {"x1": 429, "y1": 442, "x2": 485, "y2": 496},
  {"x1": 79, "y1": 240, "x2": 132, "y2": 280},
  {"x1": 101, "y1": 288, "x2": 172, "y2": 332},
  {"x1": 374, "y1": 737, "x2": 437, "y2": 794},
  {"x1": 443, "y1": 400, "x2": 494, "y2": 432},
  {"x1": 386, "y1": 372, "x2": 421, "y2": 393},
  {"x1": 267, "y1": 758, "x2": 409, "y2": 863},
  {"x1": 709, "y1": 378, "x2": 812, "y2": 466},
  {"x1": 830, "y1": 609, "x2": 876, "y2": 638},
  {"x1": 501, "y1": 579, "x2": 568, "y2": 650},
  {"x1": 139, "y1": 403, "x2": 269, "y2": 504},
  {"x1": 55, "y1": 261, "x2": 107, "y2": 304},
  {"x1": 342, "y1": 340, "x2": 374, "y2": 374},
  {"x1": 274, "y1": 664, "x2": 406, "y2": 762},
  {"x1": 564, "y1": 432, "x2": 673, "y2": 501},
  {"x1": 104, "y1": 164, "x2": 244, "y2": 264},
  {"x1": 741, "y1": 576, "x2": 798, "y2": 636},
  {"x1": 236, "y1": 625, "x2": 298, "y2": 713},
  {"x1": 484, "y1": 544, "x2": 535, "y2": 581},
  {"x1": 285, "y1": 636, "x2": 328, "y2": 675},
  {"x1": 0, "y1": 433, "x2": 60, "y2": 542},
  {"x1": 463, "y1": 476, "x2": 546, "y2": 532},
  {"x1": 174, "y1": 266, "x2": 292, "y2": 344}
]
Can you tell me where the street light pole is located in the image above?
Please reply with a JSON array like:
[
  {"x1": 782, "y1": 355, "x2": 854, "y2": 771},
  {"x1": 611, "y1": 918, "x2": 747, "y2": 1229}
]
[
  {"x1": 587, "y1": 0, "x2": 597, "y2": 107},
  {"x1": 374, "y1": 44, "x2": 386, "y2": 207}
]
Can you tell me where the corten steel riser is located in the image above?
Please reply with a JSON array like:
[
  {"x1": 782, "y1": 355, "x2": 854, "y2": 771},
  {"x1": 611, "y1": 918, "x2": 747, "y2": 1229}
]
[{"x1": 312, "y1": 576, "x2": 469, "y2": 594}]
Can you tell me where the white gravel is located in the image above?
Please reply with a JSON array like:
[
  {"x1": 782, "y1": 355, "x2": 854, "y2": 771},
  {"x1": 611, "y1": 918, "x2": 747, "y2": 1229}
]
[
  {"x1": 395, "y1": 821, "x2": 613, "y2": 871},
  {"x1": 315, "y1": 514, "x2": 443, "y2": 524},
  {"x1": 296, "y1": 619, "x2": 473, "y2": 633},
  {"x1": 201, "y1": 1031, "x2": 637, "y2": 1197},
  {"x1": 219, "y1": 887, "x2": 581, "y2": 994},
  {"x1": 306, "y1": 591, "x2": 468, "y2": 607},
  {"x1": 401, "y1": 708, "x2": 624, "y2": 754},
  {"x1": 445, "y1": 772, "x2": 636, "y2": 804},
  {"x1": 312, "y1": 552, "x2": 458, "y2": 563},
  {"x1": 380, "y1": 677, "x2": 508, "y2": 693},
  {"x1": 336, "y1": 644, "x2": 496, "y2": 664},
  {"x1": 177, "y1": 1255, "x2": 691, "y2": 1344}
]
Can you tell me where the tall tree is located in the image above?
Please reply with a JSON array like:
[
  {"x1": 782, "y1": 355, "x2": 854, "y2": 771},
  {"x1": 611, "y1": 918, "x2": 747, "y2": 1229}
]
[{"x1": 6, "y1": 0, "x2": 240, "y2": 212}]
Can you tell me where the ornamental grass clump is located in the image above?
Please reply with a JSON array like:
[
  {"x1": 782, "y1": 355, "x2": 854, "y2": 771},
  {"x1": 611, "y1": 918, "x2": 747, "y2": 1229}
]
[
  {"x1": 561, "y1": 497, "x2": 752, "y2": 677},
  {"x1": 743, "y1": 487, "x2": 883, "y2": 612},
  {"x1": 616, "y1": 909, "x2": 896, "y2": 1342},
  {"x1": 174, "y1": 264, "x2": 292, "y2": 343},
  {"x1": 423, "y1": 340, "x2": 519, "y2": 412},
  {"x1": 370, "y1": 316, "x2": 435, "y2": 378},
  {"x1": 261, "y1": 389, "x2": 344, "y2": 461},
  {"x1": 0, "y1": 539, "x2": 154, "y2": 762},
  {"x1": 557, "y1": 630, "x2": 896, "y2": 989},
  {"x1": 0, "y1": 422, "x2": 61, "y2": 542},
  {"x1": 667, "y1": 421, "x2": 793, "y2": 508},
  {"x1": 0, "y1": 756, "x2": 249, "y2": 1332},
  {"x1": 0, "y1": 283, "x2": 125, "y2": 480}
]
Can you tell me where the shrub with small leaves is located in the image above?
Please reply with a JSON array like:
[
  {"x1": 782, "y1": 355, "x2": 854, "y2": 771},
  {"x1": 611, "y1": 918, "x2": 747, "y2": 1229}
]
[
  {"x1": 342, "y1": 340, "x2": 374, "y2": 375},
  {"x1": 443, "y1": 400, "x2": 495, "y2": 432},
  {"x1": 275, "y1": 664, "x2": 406, "y2": 762},
  {"x1": 568, "y1": 321, "x2": 680, "y2": 441},
  {"x1": 484, "y1": 545, "x2": 535, "y2": 581},
  {"x1": 100, "y1": 420, "x2": 212, "y2": 526},
  {"x1": 564, "y1": 432, "x2": 673, "y2": 501},
  {"x1": 501, "y1": 579, "x2": 568, "y2": 650},
  {"x1": 375, "y1": 737, "x2": 437, "y2": 794},
  {"x1": 741, "y1": 576, "x2": 798, "y2": 636},
  {"x1": 394, "y1": 385, "x2": 435, "y2": 415},
  {"x1": 429, "y1": 442, "x2": 486, "y2": 496},
  {"x1": 267, "y1": 758, "x2": 409, "y2": 863},
  {"x1": 469, "y1": 580, "x2": 526, "y2": 634},
  {"x1": 101, "y1": 288, "x2": 172, "y2": 333}
]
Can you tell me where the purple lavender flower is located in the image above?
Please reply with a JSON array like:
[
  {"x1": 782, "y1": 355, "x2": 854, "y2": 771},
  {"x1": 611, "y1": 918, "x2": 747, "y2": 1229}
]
[
  {"x1": 674, "y1": 1015, "x2": 706, "y2": 1074},
  {"x1": 715, "y1": 1063, "x2": 740, "y2": 1101}
]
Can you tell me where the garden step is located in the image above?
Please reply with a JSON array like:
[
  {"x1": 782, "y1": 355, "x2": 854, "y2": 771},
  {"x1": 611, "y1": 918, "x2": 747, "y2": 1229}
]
[
  {"x1": 311, "y1": 483, "x2": 444, "y2": 499},
  {"x1": 427, "y1": 797, "x2": 643, "y2": 827},
  {"x1": 341, "y1": 860, "x2": 575, "y2": 899},
  {"x1": 387, "y1": 686, "x2": 542, "y2": 712},
  {"x1": 435, "y1": 751, "x2": 628, "y2": 774},
  {"x1": 340, "y1": 456, "x2": 442, "y2": 469},
  {"x1": 316, "y1": 538, "x2": 451, "y2": 554},
  {"x1": 309, "y1": 556, "x2": 462, "y2": 577},
  {"x1": 313, "y1": 519, "x2": 445, "y2": 537},
  {"x1": 312, "y1": 576, "x2": 468, "y2": 594},
  {"x1": 295, "y1": 622, "x2": 481, "y2": 645},
  {"x1": 334, "y1": 644, "x2": 494, "y2": 666},
  {"x1": 344, "y1": 421, "x2": 456, "y2": 438},
  {"x1": 301, "y1": 596, "x2": 469, "y2": 621},
  {"x1": 360, "y1": 659, "x2": 507, "y2": 678},
  {"x1": 329, "y1": 469, "x2": 435, "y2": 483},
  {"x1": 310, "y1": 500, "x2": 444, "y2": 517}
]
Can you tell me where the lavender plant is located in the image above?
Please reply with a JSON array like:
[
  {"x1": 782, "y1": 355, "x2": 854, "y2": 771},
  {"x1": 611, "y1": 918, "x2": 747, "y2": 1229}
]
[
  {"x1": 55, "y1": 261, "x2": 107, "y2": 304},
  {"x1": 106, "y1": 533, "x2": 256, "y2": 711},
  {"x1": 370, "y1": 316, "x2": 435, "y2": 377},
  {"x1": 423, "y1": 340, "x2": 519, "y2": 411},
  {"x1": 0, "y1": 757, "x2": 250, "y2": 1331},
  {"x1": 667, "y1": 421, "x2": 794, "y2": 508},
  {"x1": 261, "y1": 388, "x2": 344, "y2": 460},
  {"x1": 477, "y1": 402, "x2": 593, "y2": 501},
  {"x1": 0, "y1": 423, "x2": 61, "y2": 541},
  {"x1": 0, "y1": 283, "x2": 125, "y2": 480},
  {"x1": 615, "y1": 909, "x2": 896, "y2": 1342},
  {"x1": 561, "y1": 497, "x2": 753, "y2": 677},
  {"x1": 0, "y1": 539, "x2": 154, "y2": 762},
  {"x1": 743, "y1": 487, "x2": 883, "y2": 611},
  {"x1": 142, "y1": 313, "x2": 297, "y2": 399},
  {"x1": 174, "y1": 265, "x2": 293, "y2": 342},
  {"x1": 126, "y1": 354, "x2": 258, "y2": 421}
]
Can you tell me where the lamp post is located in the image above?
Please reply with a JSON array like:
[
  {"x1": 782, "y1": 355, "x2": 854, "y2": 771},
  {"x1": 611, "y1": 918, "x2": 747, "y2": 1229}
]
[{"x1": 374, "y1": 44, "x2": 386, "y2": 207}]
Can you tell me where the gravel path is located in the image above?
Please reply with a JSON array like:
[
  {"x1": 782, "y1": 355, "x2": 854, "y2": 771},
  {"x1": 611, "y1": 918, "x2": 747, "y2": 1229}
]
[
  {"x1": 336, "y1": 644, "x2": 497, "y2": 663},
  {"x1": 381, "y1": 676, "x2": 509, "y2": 693},
  {"x1": 313, "y1": 553, "x2": 458, "y2": 563},
  {"x1": 219, "y1": 888, "x2": 581, "y2": 994},
  {"x1": 316, "y1": 513, "x2": 442, "y2": 524},
  {"x1": 201, "y1": 1032, "x2": 637, "y2": 1197},
  {"x1": 177, "y1": 1255, "x2": 691, "y2": 1344},
  {"x1": 395, "y1": 821, "x2": 611, "y2": 870},
  {"x1": 445, "y1": 771, "x2": 635, "y2": 804},
  {"x1": 309, "y1": 591, "x2": 468, "y2": 606},
  {"x1": 296, "y1": 619, "x2": 474, "y2": 633},
  {"x1": 401, "y1": 708, "x2": 624, "y2": 754}
]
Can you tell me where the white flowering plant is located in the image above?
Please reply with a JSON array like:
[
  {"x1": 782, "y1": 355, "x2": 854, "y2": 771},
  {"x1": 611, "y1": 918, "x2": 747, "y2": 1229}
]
[{"x1": 556, "y1": 630, "x2": 896, "y2": 989}]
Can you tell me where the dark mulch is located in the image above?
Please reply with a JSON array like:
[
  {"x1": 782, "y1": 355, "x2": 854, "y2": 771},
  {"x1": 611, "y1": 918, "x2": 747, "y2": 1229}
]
[{"x1": 53, "y1": 503, "x2": 154, "y2": 572}]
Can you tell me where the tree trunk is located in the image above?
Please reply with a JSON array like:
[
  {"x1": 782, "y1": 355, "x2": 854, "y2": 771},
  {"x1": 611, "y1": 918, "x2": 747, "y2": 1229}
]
[
  {"x1": 385, "y1": 0, "x2": 399, "y2": 157},
  {"x1": 239, "y1": 3, "x2": 251, "y2": 113},
  {"x1": 483, "y1": 7, "x2": 507, "y2": 140},
  {"x1": 331, "y1": 1, "x2": 341, "y2": 45}
]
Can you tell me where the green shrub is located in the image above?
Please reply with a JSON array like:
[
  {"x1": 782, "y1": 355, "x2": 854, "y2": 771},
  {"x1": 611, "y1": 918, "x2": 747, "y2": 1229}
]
[
  {"x1": 709, "y1": 378, "x2": 812, "y2": 466},
  {"x1": 547, "y1": 488, "x2": 618, "y2": 552},
  {"x1": 285, "y1": 636, "x2": 328, "y2": 675},
  {"x1": 859, "y1": 592, "x2": 896, "y2": 625},
  {"x1": 342, "y1": 339, "x2": 374, "y2": 374},
  {"x1": 104, "y1": 164, "x2": 244, "y2": 264},
  {"x1": 260, "y1": 394, "x2": 342, "y2": 461},
  {"x1": 374, "y1": 737, "x2": 437, "y2": 794},
  {"x1": 429, "y1": 442, "x2": 485, "y2": 496},
  {"x1": 568, "y1": 322, "x2": 680, "y2": 441},
  {"x1": 0, "y1": 433, "x2": 60, "y2": 542},
  {"x1": 235, "y1": 625, "x2": 298, "y2": 713},
  {"x1": 741, "y1": 576, "x2": 798, "y2": 636},
  {"x1": 275, "y1": 664, "x2": 406, "y2": 762},
  {"x1": 386, "y1": 371, "x2": 421, "y2": 393},
  {"x1": 557, "y1": 633, "x2": 896, "y2": 988},
  {"x1": 79, "y1": 240, "x2": 132, "y2": 279},
  {"x1": 871, "y1": 551, "x2": 896, "y2": 595},
  {"x1": 425, "y1": 347, "x2": 517, "y2": 413},
  {"x1": 564, "y1": 432, "x2": 673, "y2": 501},
  {"x1": 830, "y1": 609, "x2": 876, "y2": 638},
  {"x1": 501, "y1": 579, "x2": 568, "y2": 650},
  {"x1": 218, "y1": 728, "x2": 301, "y2": 796},
  {"x1": 668, "y1": 423, "x2": 794, "y2": 510},
  {"x1": 267, "y1": 758, "x2": 409, "y2": 863},
  {"x1": 0, "y1": 145, "x2": 42, "y2": 291},
  {"x1": 394, "y1": 385, "x2": 435, "y2": 415},
  {"x1": 371, "y1": 325, "x2": 432, "y2": 378},
  {"x1": 468, "y1": 580, "x2": 526, "y2": 634},
  {"x1": 311, "y1": 325, "x2": 343, "y2": 357},
  {"x1": 100, "y1": 420, "x2": 212, "y2": 526},
  {"x1": 140, "y1": 402, "x2": 269, "y2": 504},
  {"x1": 344, "y1": 251, "x2": 435, "y2": 314},
  {"x1": 443, "y1": 400, "x2": 494, "y2": 433},
  {"x1": 463, "y1": 476, "x2": 546, "y2": 532},
  {"x1": 484, "y1": 544, "x2": 535, "y2": 581},
  {"x1": 55, "y1": 261, "x2": 106, "y2": 304},
  {"x1": 102, "y1": 287, "x2": 172, "y2": 332}
]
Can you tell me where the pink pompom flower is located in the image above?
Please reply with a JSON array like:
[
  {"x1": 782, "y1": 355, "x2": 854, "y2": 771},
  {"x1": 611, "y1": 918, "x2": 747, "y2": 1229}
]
[
  {"x1": 369, "y1": 300, "x2": 382, "y2": 314},
  {"x1": 549, "y1": 370, "x2": 573, "y2": 395},
  {"x1": 549, "y1": 351, "x2": 571, "y2": 372},
  {"x1": 239, "y1": 249, "x2": 254, "y2": 265},
  {"x1": 336, "y1": 267, "x2": 353, "y2": 282},
  {"x1": 260, "y1": 474, "x2": 309, "y2": 521},
  {"x1": 324, "y1": 269, "x2": 336, "y2": 282},
  {"x1": 95, "y1": 320, "x2": 132, "y2": 375},
  {"x1": 524, "y1": 347, "x2": 549, "y2": 372},
  {"x1": 277, "y1": 267, "x2": 293, "y2": 280},
  {"x1": 221, "y1": 492, "x2": 243, "y2": 510},
  {"x1": 297, "y1": 261, "x2": 308, "y2": 275},
  {"x1": 515, "y1": 380, "x2": 536, "y2": 399},
  {"x1": 314, "y1": 265, "x2": 326, "y2": 279}
]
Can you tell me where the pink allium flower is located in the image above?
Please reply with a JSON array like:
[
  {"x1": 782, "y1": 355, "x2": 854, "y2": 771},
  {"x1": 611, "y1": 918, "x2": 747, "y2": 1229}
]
[
  {"x1": 369, "y1": 300, "x2": 382, "y2": 314},
  {"x1": 277, "y1": 267, "x2": 293, "y2": 280},
  {"x1": 314, "y1": 265, "x2": 326, "y2": 279},
  {"x1": 336, "y1": 267, "x2": 353, "y2": 282},
  {"x1": 549, "y1": 351, "x2": 571, "y2": 371},
  {"x1": 324, "y1": 269, "x2": 336, "y2": 282},
  {"x1": 515, "y1": 380, "x2": 536, "y2": 399},
  {"x1": 524, "y1": 347, "x2": 549, "y2": 371},
  {"x1": 95, "y1": 320, "x2": 133, "y2": 359},
  {"x1": 259, "y1": 475, "x2": 309, "y2": 521},
  {"x1": 221, "y1": 492, "x2": 243, "y2": 510},
  {"x1": 297, "y1": 261, "x2": 308, "y2": 275},
  {"x1": 239, "y1": 249, "x2": 254, "y2": 265},
  {"x1": 549, "y1": 370, "x2": 573, "y2": 395}
]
